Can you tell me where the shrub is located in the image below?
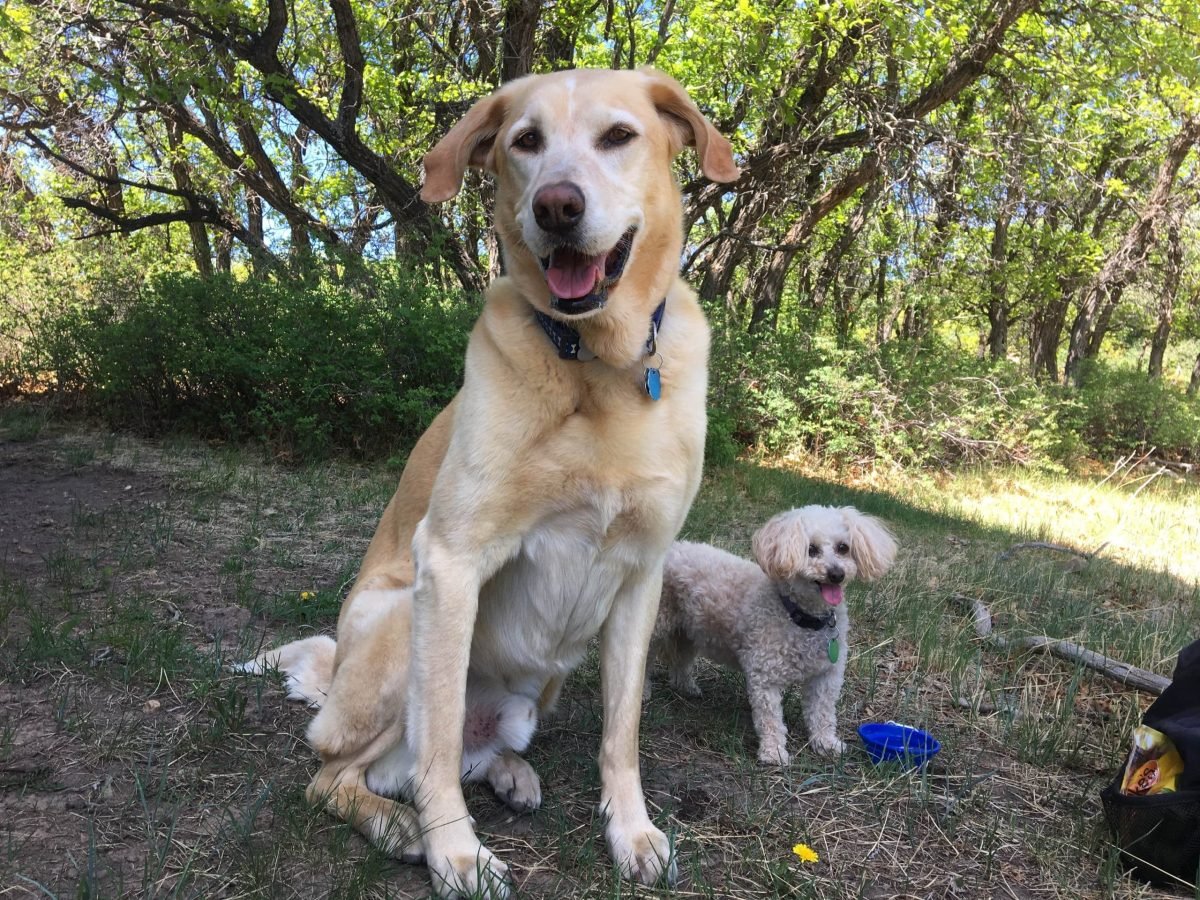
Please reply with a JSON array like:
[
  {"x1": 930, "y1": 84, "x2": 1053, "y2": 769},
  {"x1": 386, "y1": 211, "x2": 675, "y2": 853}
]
[
  {"x1": 22, "y1": 265, "x2": 475, "y2": 459},
  {"x1": 706, "y1": 317, "x2": 1088, "y2": 470},
  {"x1": 1071, "y1": 362, "x2": 1200, "y2": 461}
]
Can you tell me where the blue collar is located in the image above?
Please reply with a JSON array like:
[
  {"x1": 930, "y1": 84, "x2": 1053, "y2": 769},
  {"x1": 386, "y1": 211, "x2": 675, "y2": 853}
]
[{"x1": 533, "y1": 300, "x2": 667, "y2": 400}]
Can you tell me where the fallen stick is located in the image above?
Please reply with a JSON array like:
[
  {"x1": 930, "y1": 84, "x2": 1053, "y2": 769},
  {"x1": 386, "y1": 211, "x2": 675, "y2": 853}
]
[
  {"x1": 996, "y1": 541, "x2": 1094, "y2": 563},
  {"x1": 1145, "y1": 457, "x2": 1193, "y2": 475},
  {"x1": 950, "y1": 594, "x2": 1169, "y2": 696}
]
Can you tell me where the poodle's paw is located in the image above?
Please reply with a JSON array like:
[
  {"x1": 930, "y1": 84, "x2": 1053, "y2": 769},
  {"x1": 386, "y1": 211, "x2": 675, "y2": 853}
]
[
  {"x1": 606, "y1": 819, "x2": 678, "y2": 887},
  {"x1": 486, "y1": 752, "x2": 542, "y2": 813},
  {"x1": 810, "y1": 734, "x2": 847, "y2": 757},
  {"x1": 757, "y1": 745, "x2": 790, "y2": 767},
  {"x1": 426, "y1": 841, "x2": 510, "y2": 899}
]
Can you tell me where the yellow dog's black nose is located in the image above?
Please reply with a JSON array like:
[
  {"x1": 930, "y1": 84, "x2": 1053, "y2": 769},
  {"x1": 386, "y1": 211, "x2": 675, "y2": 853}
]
[{"x1": 533, "y1": 181, "x2": 585, "y2": 234}]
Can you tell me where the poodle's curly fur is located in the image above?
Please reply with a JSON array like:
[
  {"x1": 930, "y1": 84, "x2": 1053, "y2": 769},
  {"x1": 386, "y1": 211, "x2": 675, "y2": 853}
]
[{"x1": 650, "y1": 506, "x2": 897, "y2": 765}]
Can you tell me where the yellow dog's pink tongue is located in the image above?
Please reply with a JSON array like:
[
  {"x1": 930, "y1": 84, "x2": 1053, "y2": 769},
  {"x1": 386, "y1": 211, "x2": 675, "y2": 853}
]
[
  {"x1": 820, "y1": 583, "x2": 844, "y2": 606},
  {"x1": 546, "y1": 248, "x2": 604, "y2": 299}
]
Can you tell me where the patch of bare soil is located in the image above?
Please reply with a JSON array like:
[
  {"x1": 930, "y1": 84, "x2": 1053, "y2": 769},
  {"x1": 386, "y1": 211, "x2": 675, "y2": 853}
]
[
  {"x1": 0, "y1": 440, "x2": 166, "y2": 578},
  {"x1": 0, "y1": 431, "x2": 408, "y2": 898}
]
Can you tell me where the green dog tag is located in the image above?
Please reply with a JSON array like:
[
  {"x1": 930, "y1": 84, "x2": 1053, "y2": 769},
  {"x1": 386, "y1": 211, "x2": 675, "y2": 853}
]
[{"x1": 827, "y1": 638, "x2": 840, "y2": 664}]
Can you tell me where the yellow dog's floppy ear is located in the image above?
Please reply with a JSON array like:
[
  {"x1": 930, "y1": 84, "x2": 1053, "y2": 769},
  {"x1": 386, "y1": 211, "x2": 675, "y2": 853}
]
[
  {"x1": 421, "y1": 92, "x2": 509, "y2": 203},
  {"x1": 641, "y1": 68, "x2": 739, "y2": 184}
]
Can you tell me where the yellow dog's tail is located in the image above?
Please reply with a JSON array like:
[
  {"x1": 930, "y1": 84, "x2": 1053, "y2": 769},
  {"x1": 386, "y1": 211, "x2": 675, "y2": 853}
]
[{"x1": 232, "y1": 635, "x2": 336, "y2": 708}]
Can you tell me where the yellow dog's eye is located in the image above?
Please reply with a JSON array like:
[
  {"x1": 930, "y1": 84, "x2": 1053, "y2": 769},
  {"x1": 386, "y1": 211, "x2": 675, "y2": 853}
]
[
  {"x1": 513, "y1": 129, "x2": 542, "y2": 152},
  {"x1": 602, "y1": 125, "x2": 636, "y2": 147}
]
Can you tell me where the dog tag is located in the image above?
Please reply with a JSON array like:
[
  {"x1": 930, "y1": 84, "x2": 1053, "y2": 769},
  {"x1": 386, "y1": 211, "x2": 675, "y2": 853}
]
[
  {"x1": 827, "y1": 638, "x2": 839, "y2": 664},
  {"x1": 644, "y1": 367, "x2": 661, "y2": 401}
]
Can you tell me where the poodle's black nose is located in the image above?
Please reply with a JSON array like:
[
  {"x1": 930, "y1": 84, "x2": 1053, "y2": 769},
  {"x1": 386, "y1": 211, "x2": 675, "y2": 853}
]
[{"x1": 827, "y1": 568, "x2": 845, "y2": 584}]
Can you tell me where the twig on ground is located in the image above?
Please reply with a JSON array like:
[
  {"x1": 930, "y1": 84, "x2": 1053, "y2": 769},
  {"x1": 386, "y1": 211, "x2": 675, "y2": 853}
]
[
  {"x1": 996, "y1": 541, "x2": 1096, "y2": 563},
  {"x1": 1097, "y1": 451, "x2": 1132, "y2": 487},
  {"x1": 1146, "y1": 457, "x2": 1193, "y2": 475},
  {"x1": 949, "y1": 593, "x2": 1169, "y2": 696}
]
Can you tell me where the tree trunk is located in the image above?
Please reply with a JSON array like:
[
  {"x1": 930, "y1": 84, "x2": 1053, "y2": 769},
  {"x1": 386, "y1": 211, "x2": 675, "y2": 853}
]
[
  {"x1": 247, "y1": 191, "x2": 265, "y2": 275},
  {"x1": 748, "y1": 246, "x2": 797, "y2": 332},
  {"x1": 985, "y1": 208, "x2": 1011, "y2": 360},
  {"x1": 1085, "y1": 284, "x2": 1125, "y2": 359},
  {"x1": 1189, "y1": 351, "x2": 1200, "y2": 395},
  {"x1": 749, "y1": 154, "x2": 882, "y2": 331},
  {"x1": 812, "y1": 179, "x2": 881, "y2": 314},
  {"x1": 1029, "y1": 290, "x2": 1068, "y2": 381},
  {"x1": 500, "y1": 0, "x2": 542, "y2": 82},
  {"x1": 698, "y1": 192, "x2": 771, "y2": 308},
  {"x1": 1148, "y1": 219, "x2": 1182, "y2": 379},
  {"x1": 165, "y1": 120, "x2": 214, "y2": 277},
  {"x1": 874, "y1": 255, "x2": 894, "y2": 345},
  {"x1": 215, "y1": 232, "x2": 232, "y2": 272},
  {"x1": 1063, "y1": 114, "x2": 1200, "y2": 385}
]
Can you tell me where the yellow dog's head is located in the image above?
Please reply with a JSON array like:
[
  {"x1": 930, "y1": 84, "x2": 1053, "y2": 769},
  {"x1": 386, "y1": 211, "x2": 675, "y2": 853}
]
[{"x1": 422, "y1": 68, "x2": 738, "y2": 321}]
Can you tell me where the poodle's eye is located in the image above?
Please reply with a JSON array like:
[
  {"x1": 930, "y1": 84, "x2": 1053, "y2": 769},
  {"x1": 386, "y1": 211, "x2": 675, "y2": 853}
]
[
  {"x1": 836, "y1": 542, "x2": 849, "y2": 555},
  {"x1": 807, "y1": 543, "x2": 820, "y2": 558}
]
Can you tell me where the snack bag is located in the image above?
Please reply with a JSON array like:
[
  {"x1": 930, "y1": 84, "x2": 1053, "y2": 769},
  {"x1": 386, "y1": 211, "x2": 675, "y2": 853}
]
[{"x1": 1121, "y1": 725, "x2": 1184, "y2": 796}]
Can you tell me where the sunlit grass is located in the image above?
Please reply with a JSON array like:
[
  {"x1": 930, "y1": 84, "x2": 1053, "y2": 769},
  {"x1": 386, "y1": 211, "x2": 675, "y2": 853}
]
[{"x1": 907, "y1": 465, "x2": 1200, "y2": 583}]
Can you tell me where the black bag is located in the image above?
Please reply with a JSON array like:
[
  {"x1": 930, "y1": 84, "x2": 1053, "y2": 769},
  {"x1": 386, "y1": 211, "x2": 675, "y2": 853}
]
[{"x1": 1101, "y1": 638, "x2": 1200, "y2": 887}]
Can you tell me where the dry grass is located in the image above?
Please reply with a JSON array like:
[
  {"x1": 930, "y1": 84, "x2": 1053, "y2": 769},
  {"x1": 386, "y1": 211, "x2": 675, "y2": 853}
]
[{"x1": 1, "y1": 417, "x2": 1197, "y2": 899}]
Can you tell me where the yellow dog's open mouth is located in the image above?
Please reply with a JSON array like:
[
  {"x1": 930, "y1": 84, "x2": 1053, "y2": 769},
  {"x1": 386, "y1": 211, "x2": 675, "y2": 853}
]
[{"x1": 539, "y1": 227, "x2": 636, "y2": 316}]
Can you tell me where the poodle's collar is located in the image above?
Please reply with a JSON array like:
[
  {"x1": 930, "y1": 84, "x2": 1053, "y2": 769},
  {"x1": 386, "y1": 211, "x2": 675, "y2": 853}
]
[
  {"x1": 778, "y1": 591, "x2": 836, "y2": 631},
  {"x1": 533, "y1": 300, "x2": 667, "y2": 400}
]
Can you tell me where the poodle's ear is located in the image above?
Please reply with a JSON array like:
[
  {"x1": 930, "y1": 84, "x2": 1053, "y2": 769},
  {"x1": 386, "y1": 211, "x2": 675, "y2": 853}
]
[
  {"x1": 421, "y1": 90, "x2": 510, "y2": 203},
  {"x1": 751, "y1": 510, "x2": 808, "y2": 580},
  {"x1": 843, "y1": 508, "x2": 897, "y2": 581}
]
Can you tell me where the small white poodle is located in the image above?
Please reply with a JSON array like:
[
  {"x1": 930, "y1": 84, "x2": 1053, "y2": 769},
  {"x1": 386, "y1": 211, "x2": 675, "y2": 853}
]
[{"x1": 649, "y1": 506, "x2": 897, "y2": 765}]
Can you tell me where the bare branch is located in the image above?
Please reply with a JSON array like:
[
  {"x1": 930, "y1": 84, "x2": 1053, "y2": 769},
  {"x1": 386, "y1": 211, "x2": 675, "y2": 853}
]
[
  {"x1": 950, "y1": 594, "x2": 1170, "y2": 695},
  {"x1": 328, "y1": 0, "x2": 366, "y2": 135},
  {"x1": 643, "y1": 0, "x2": 675, "y2": 65}
]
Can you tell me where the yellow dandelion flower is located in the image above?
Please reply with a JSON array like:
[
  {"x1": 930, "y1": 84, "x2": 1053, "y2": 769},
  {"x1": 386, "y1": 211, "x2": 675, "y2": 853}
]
[
  {"x1": 300, "y1": 591, "x2": 314, "y2": 601},
  {"x1": 792, "y1": 843, "x2": 819, "y2": 864}
]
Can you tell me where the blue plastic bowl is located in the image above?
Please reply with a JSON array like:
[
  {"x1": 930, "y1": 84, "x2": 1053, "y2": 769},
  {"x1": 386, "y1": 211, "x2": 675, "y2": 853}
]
[{"x1": 858, "y1": 722, "x2": 940, "y2": 768}]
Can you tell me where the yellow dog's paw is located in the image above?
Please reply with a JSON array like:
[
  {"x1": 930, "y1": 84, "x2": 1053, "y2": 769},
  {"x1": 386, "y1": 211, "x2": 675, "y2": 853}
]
[
  {"x1": 606, "y1": 821, "x2": 678, "y2": 887},
  {"x1": 427, "y1": 842, "x2": 511, "y2": 899},
  {"x1": 486, "y1": 752, "x2": 542, "y2": 813}
]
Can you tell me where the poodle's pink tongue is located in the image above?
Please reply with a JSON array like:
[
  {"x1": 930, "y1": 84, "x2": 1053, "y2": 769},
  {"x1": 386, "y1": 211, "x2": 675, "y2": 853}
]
[
  {"x1": 545, "y1": 247, "x2": 604, "y2": 299},
  {"x1": 820, "y1": 584, "x2": 844, "y2": 606}
]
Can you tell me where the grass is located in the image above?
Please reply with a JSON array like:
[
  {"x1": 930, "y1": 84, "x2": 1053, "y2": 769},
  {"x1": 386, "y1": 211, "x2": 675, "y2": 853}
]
[{"x1": 0, "y1": 413, "x2": 1197, "y2": 899}]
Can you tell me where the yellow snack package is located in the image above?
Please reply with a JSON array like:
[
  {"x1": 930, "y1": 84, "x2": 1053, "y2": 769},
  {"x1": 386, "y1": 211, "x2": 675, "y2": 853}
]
[{"x1": 1120, "y1": 725, "x2": 1184, "y2": 795}]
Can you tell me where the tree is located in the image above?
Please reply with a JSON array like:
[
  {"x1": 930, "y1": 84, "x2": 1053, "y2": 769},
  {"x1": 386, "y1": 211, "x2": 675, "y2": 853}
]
[{"x1": 1063, "y1": 114, "x2": 1200, "y2": 384}]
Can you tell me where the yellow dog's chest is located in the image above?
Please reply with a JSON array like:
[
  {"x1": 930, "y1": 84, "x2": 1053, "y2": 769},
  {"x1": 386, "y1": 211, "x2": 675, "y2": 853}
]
[{"x1": 468, "y1": 481, "x2": 673, "y2": 689}]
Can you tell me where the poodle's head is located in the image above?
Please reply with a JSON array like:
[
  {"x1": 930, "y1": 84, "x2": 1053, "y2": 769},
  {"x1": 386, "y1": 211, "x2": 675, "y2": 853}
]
[{"x1": 751, "y1": 506, "x2": 898, "y2": 610}]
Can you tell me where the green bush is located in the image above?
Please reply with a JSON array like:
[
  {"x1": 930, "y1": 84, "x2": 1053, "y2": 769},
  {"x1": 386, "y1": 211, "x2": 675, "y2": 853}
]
[
  {"x1": 24, "y1": 265, "x2": 475, "y2": 458},
  {"x1": 706, "y1": 315, "x2": 1200, "y2": 469},
  {"x1": 1071, "y1": 362, "x2": 1200, "y2": 460},
  {"x1": 13, "y1": 260, "x2": 1200, "y2": 469},
  {"x1": 706, "y1": 318, "x2": 1088, "y2": 469}
]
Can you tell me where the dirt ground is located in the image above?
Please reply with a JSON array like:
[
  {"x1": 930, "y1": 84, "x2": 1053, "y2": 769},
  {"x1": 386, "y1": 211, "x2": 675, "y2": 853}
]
[{"x1": 1, "y1": 427, "x2": 1191, "y2": 899}]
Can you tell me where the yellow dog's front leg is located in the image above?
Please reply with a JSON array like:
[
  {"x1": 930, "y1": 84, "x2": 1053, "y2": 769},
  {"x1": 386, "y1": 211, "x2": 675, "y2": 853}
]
[
  {"x1": 598, "y1": 564, "x2": 678, "y2": 887},
  {"x1": 407, "y1": 521, "x2": 516, "y2": 900}
]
